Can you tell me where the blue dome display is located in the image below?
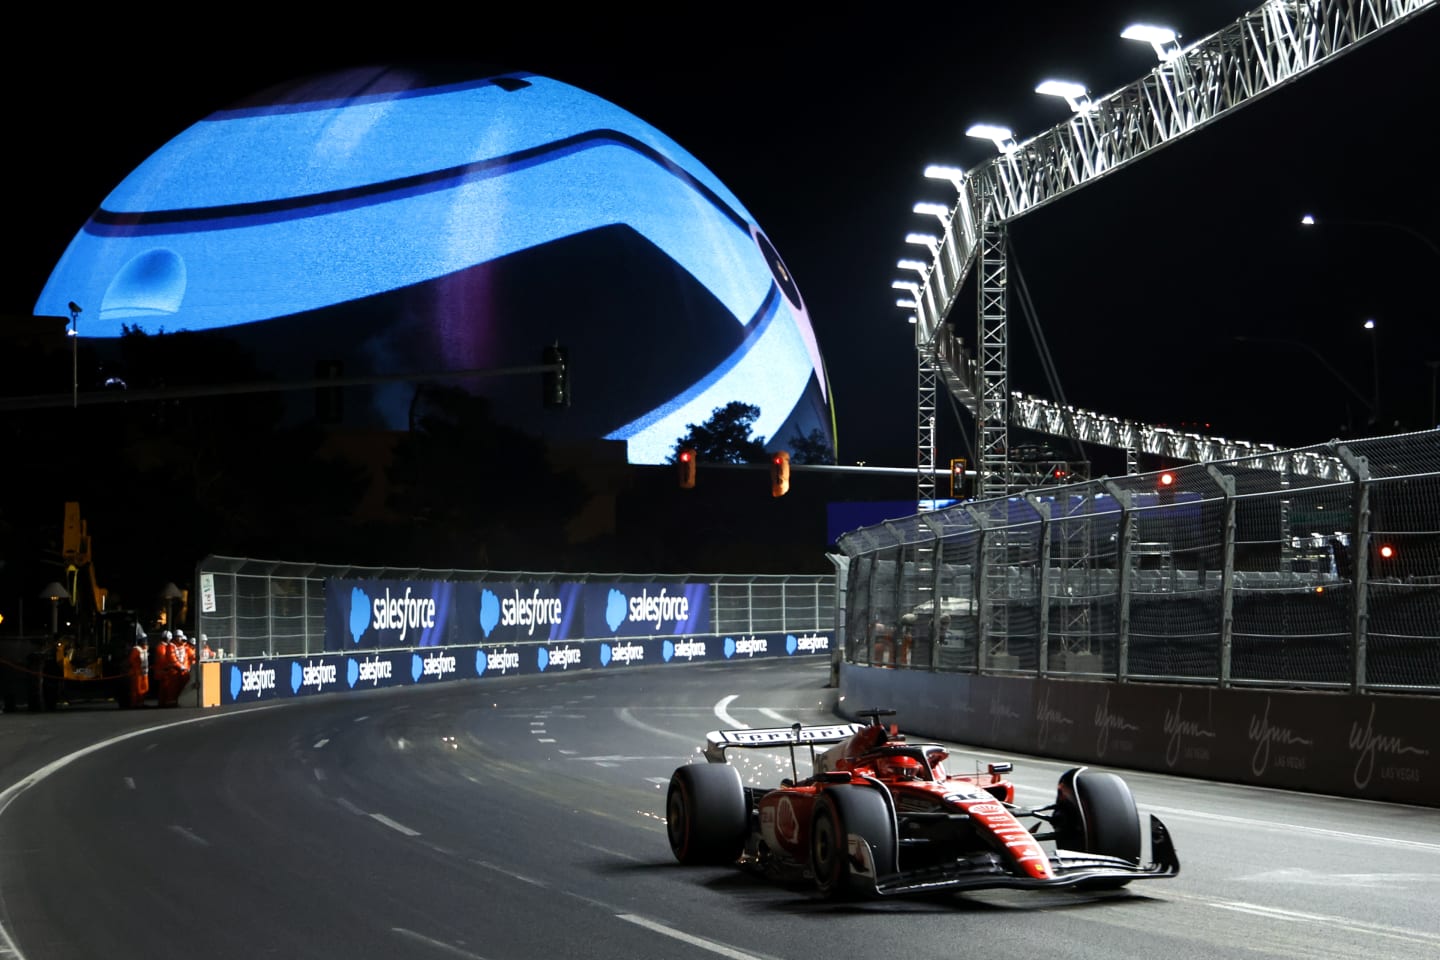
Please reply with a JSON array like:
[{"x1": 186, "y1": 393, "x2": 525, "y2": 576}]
[{"x1": 35, "y1": 65, "x2": 833, "y2": 464}]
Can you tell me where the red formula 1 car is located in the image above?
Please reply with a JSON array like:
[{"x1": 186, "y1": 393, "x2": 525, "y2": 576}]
[{"x1": 665, "y1": 710, "x2": 1179, "y2": 898}]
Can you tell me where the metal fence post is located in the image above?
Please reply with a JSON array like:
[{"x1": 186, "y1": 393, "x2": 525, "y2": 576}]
[
  {"x1": 1335, "y1": 444, "x2": 1371, "y2": 693},
  {"x1": 1206, "y1": 465, "x2": 1237, "y2": 688},
  {"x1": 1102, "y1": 481, "x2": 1134, "y2": 683}
]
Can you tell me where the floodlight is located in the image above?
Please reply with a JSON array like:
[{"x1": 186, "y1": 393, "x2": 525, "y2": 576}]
[
  {"x1": 896, "y1": 298, "x2": 919, "y2": 309},
  {"x1": 1122, "y1": 23, "x2": 1181, "y2": 61},
  {"x1": 905, "y1": 232, "x2": 940, "y2": 256},
  {"x1": 896, "y1": 259, "x2": 928, "y2": 274},
  {"x1": 891, "y1": 279, "x2": 920, "y2": 295},
  {"x1": 923, "y1": 164, "x2": 966, "y2": 191},
  {"x1": 1035, "y1": 79, "x2": 1093, "y2": 113},
  {"x1": 912, "y1": 202, "x2": 952, "y2": 227},
  {"x1": 1300, "y1": 213, "x2": 1317, "y2": 225},
  {"x1": 965, "y1": 123, "x2": 1017, "y2": 154}
]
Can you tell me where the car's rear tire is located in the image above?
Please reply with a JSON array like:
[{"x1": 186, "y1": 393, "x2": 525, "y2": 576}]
[
  {"x1": 1054, "y1": 767, "x2": 1142, "y2": 888},
  {"x1": 810, "y1": 785, "x2": 895, "y2": 899},
  {"x1": 666, "y1": 763, "x2": 747, "y2": 865}
]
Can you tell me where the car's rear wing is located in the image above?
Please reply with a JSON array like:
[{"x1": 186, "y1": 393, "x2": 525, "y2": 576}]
[{"x1": 703, "y1": 722, "x2": 866, "y2": 763}]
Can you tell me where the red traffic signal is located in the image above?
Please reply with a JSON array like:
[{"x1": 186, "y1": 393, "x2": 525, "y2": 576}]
[
  {"x1": 677, "y1": 448, "x2": 696, "y2": 489},
  {"x1": 1378, "y1": 543, "x2": 1397, "y2": 560},
  {"x1": 771, "y1": 451, "x2": 790, "y2": 497},
  {"x1": 1158, "y1": 471, "x2": 1175, "y2": 488},
  {"x1": 949, "y1": 457, "x2": 967, "y2": 498}
]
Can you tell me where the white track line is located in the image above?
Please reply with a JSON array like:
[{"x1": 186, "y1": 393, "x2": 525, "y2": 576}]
[
  {"x1": 390, "y1": 927, "x2": 490, "y2": 959},
  {"x1": 617, "y1": 914, "x2": 771, "y2": 960},
  {"x1": 714, "y1": 695, "x2": 744, "y2": 728}
]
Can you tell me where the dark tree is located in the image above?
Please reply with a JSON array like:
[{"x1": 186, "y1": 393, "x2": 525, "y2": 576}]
[
  {"x1": 671, "y1": 401, "x2": 768, "y2": 464},
  {"x1": 789, "y1": 427, "x2": 836, "y2": 465},
  {"x1": 385, "y1": 384, "x2": 585, "y2": 568}
]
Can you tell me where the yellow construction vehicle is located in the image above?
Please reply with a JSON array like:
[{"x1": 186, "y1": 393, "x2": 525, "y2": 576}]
[{"x1": 29, "y1": 503, "x2": 144, "y2": 709}]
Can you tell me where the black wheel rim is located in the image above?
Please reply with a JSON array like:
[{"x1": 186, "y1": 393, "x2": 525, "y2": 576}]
[{"x1": 666, "y1": 786, "x2": 688, "y2": 855}]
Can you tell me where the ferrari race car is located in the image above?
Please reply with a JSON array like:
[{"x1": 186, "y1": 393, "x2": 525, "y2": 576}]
[{"x1": 665, "y1": 710, "x2": 1179, "y2": 898}]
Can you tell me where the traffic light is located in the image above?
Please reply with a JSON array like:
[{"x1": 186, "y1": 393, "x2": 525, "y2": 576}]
[
  {"x1": 950, "y1": 458, "x2": 968, "y2": 498},
  {"x1": 541, "y1": 342, "x2": 570, "y2": 408},
  {"x1": 677, "y1": 448, "x2": 696, "y2": 489},
  {"x1": 771, "y1": 451, "x2": 790, "y2": 497},
  {"x1": 1157, "y1": 470, "x2": 1176, "y2": 505}
]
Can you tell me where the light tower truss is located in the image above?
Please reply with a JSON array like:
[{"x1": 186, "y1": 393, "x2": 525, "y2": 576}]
[{"x1": 908, "y1": 0, "x2": 1434, "y2": 501}]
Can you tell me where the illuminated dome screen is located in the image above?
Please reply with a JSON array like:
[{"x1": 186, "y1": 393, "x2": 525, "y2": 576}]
[{"x1": 35, "y1": 65, "x2": 834, "y2": 464}]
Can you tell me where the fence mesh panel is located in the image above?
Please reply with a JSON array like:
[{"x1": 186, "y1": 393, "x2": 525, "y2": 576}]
[
  {"x1": 836, "y1": 431, "x2": 1440, "y2": 694},
  {"x1": 196, "y1": 565, "x2": 835, "y2": 659}
]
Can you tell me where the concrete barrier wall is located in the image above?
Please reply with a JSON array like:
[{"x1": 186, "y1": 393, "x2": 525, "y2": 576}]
[{"x1": 838, "y1": 663, "x2": 1439, "y2": 807}]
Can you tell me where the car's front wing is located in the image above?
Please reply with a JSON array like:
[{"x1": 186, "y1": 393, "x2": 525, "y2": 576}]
[{"x1": 867, "y1": 814, "x2": 1180, "y2": 897}]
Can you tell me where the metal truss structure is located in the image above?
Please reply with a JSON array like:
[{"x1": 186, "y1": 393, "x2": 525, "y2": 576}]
[{"x1": 904, "y1": 0, "x2": 1435, "y2": 504}]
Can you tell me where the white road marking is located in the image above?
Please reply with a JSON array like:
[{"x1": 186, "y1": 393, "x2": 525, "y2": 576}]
[
  {"x1": 615, "y1": 707, "x2": 701, "y2": 745},
  {"x1": 1194, "y1": 896, "x2": 1440, "y2": 947},
  {"x1": 335, "y1": 797, "x2": 367, "y2": 816},
  {"x1": 537, "y1": 738, "x2": 557, "y2": 743},
  {"x1": 1143, "y1": 803, "x2": 1440, "y2": 853},
  {"x1": 313, "y1": 738, "x2": 329, "y2": 749},
  {"x1": 579, "y1": 841, "x2": 643, "y2": 863},
  {"x1": 169, "y1": 825, "x2": 210, "y2": 847},
  {"x1": 1235, "y1": 868, "x2": 1440, "y2": 888},
  {"x1": 391, "y1": 927, "x2": 490, "y2": 959},
  {"x1": 595, "y1": 762, "x2": 617, "y2": 768},
  {"x1": 715, "y1": 695, "x2": 744, "y2": 728},
  {"x1": 618, "y1": 914, "x2": 771, "y2": 960},
  {"x1": 313, "y1": 768, "x2": 327, "y2": 782},
  {"x1": 370, "y1": 813, "x2": 420, "y2": 836},
  {"x1": 123, "y1": 777, "x2": 135, "y2": 790},
  {"x1": 353, "y1": 715, "x2": 369, "y2": 723},
  {"x1": 471, "y1": 858, "x2": 547, "y2": 887},
  {"x1": 758, "y1": 708, "x2": 794, "y2": 724}
]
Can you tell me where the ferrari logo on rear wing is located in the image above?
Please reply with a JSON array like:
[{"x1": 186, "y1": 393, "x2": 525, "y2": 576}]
[{"x1": 705, "y1": 723, "x2": 865, "y2": 756}]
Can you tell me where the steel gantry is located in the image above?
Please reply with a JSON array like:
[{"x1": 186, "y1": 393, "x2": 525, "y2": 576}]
[{"x1": 902, "y1": 0, "x2": 1435, "y2": 505}]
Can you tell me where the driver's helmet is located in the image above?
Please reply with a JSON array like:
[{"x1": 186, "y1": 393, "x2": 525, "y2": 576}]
[{"x1": 877, "y1": 755, "x2": 924, "y2": 780}]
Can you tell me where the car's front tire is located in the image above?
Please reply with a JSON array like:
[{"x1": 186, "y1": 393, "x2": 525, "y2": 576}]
[
  {"x1": 1054, "y1": 767, "x2": 1142, "y2": 888},
  {"x1": 810, "y1": 785, "x2": 895, "y2": 899},
  {"x1": 666, "y1": 763, "x2": 747, "y2": 865}
]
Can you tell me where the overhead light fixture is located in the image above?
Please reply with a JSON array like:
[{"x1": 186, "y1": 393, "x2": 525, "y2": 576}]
[
  {"x1": 923, "y1": 164, "x2": 966, "y2": 191},
  {"x1": 912, "y1": 202, "x2": 952, "y2": 227},
  {"x1": 965, "y1": 123, "x2": 1017, "y2": 154},
  {"x1": 896, "y1": 259, "x2": 928, "y2": 274},
  {"x1": 904, "y1": 232, "x2": 940, "y2": 256},
  {"x1": 891, "y1": 279, "x2": 920, "y2": 294},
  {"x1": 1121, "y1": 23, "x2": 1181, "y2": 61},
  {"x1": 1035, "y1": 79, "x2": 1093, "y2": 113}
]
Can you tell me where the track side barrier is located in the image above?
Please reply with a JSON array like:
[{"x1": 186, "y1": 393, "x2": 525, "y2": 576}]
[
  {"x1": 838, "y1": 663, "x2": 1439, "y2": 807},
  {"x1": 207, "y1": 631, "x2": 833, "y2": 706}
]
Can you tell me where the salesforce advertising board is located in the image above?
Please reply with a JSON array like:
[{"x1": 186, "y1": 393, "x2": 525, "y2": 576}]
[{"x1": 223, "y1": 579, "x2": 829, "y2": 705}]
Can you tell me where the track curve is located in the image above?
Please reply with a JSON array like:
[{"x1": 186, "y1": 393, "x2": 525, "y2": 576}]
[{"x1": 2, "y1": 659, "x2": 1437, "y2": 960}]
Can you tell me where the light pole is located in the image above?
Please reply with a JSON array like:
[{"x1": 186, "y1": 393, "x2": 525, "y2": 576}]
[
  {"x1": 67, "y1": 301, "x2": 82, "y2": 408},
  {"x1": 39, "y1": 582, "x2": 69, "y2": 639},
  {"x1": 1300, "y1": 214, "x2": 1440, "y2": 262},
  {"x1": 1364, "y1": 318, "x2": 1380, "y2": 426},
  {"x1": 1233, "y1": 335, "x2": 1375, "y2": 432}
]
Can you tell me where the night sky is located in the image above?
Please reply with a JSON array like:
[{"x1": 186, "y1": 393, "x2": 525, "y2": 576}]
[{"x1": 7, "y1": 3, "x2": 1438, "y2": 468}]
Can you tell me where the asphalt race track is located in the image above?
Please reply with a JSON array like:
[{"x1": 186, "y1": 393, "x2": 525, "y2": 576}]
[{"x1": 2, "y1": 659, "x2": 1438, "y2": 960}]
